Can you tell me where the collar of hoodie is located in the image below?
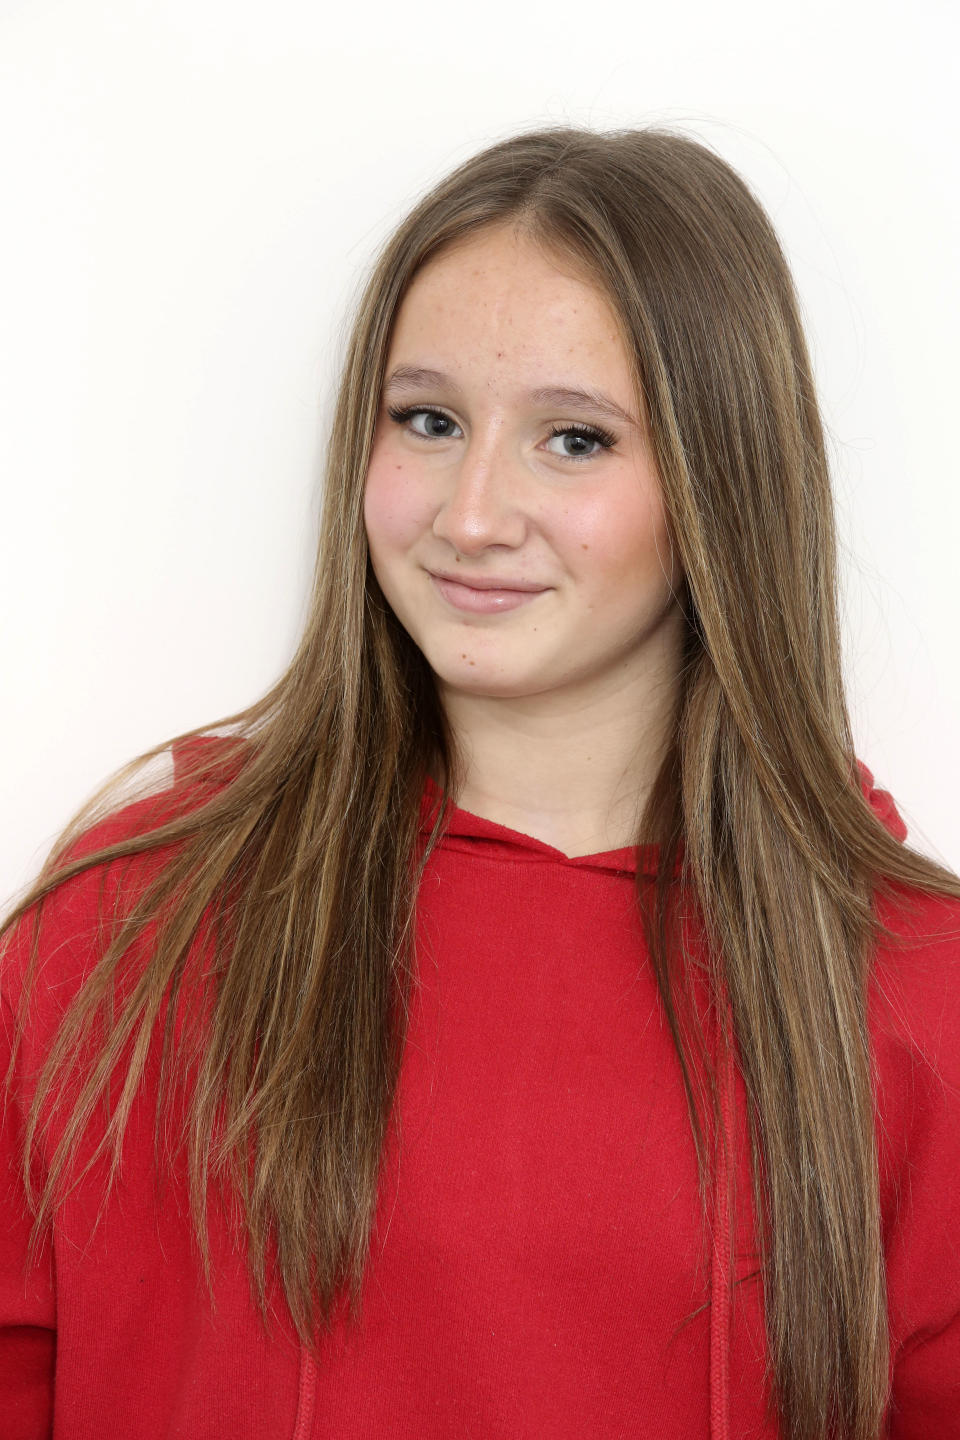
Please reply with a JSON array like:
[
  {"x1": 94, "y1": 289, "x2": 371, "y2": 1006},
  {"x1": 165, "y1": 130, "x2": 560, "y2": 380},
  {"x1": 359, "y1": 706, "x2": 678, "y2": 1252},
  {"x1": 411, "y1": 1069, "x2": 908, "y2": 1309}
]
[{"x1": 416, "y1": 758, "x2": 906, "y2": 873}]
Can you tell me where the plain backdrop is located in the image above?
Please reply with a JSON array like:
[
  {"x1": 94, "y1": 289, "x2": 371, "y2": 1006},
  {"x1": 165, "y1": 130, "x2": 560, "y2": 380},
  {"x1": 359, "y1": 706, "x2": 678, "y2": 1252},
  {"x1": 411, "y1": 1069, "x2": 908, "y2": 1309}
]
[{"x1": 1, "y1": 0, "x2": 957, "y2": 904}]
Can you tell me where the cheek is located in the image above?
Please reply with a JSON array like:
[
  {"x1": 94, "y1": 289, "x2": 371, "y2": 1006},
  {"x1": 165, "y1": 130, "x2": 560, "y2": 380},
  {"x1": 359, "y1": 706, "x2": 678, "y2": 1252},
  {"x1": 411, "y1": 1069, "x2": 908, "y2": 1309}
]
[
  {"x1": 568, "y1": 486, "x2": 676, "y2": 592},
  {"x1": 363, "y1": 455, "x2": 433, "y2": 556}
]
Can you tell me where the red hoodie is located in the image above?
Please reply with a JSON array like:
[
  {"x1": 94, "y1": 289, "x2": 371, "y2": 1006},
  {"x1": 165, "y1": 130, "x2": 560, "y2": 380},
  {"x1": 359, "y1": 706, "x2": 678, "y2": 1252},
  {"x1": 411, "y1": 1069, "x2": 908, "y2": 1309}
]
[{"x1": 1, "y1": 750, "x2": 958, "y2": 1439}]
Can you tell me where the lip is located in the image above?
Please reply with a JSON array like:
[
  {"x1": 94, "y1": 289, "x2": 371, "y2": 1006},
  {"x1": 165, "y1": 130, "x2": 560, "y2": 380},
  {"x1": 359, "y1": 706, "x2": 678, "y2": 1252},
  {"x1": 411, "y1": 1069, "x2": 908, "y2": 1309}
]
[
  {"x1": 427, "y1": 570, "x2": 549, "y2": 614},
  {"x1": 428, "y1": 568, "x2": 547, "y2": 592}
]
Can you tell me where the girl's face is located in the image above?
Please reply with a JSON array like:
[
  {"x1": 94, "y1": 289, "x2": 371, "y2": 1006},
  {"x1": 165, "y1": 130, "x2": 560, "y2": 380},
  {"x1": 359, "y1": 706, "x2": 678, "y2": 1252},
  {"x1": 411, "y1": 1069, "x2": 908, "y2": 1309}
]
[{"x1": 363, "y1": 224, "x2": 685, "y2": 708}]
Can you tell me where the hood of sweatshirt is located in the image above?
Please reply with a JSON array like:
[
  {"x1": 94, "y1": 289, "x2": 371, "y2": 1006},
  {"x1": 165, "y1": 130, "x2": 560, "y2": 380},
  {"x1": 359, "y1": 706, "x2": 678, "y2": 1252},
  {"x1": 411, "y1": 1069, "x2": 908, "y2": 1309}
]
[{"x1": 293, "y1": 757, "x2": 907, "y2": 1440}]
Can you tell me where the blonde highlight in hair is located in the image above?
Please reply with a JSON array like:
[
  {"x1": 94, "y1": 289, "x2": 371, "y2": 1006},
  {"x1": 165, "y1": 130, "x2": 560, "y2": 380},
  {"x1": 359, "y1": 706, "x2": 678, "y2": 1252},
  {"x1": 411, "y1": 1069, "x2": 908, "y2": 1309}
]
[{"x1": 4, "y1": 124, "x2": 958, "y2": 1440}]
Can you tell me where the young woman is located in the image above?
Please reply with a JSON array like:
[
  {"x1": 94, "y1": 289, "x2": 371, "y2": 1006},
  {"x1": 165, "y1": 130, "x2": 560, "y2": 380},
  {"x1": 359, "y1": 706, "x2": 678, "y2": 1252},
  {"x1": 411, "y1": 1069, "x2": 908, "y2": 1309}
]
[{"x1": 2, "y1": 125, "x2": 958, "y2": 1440}]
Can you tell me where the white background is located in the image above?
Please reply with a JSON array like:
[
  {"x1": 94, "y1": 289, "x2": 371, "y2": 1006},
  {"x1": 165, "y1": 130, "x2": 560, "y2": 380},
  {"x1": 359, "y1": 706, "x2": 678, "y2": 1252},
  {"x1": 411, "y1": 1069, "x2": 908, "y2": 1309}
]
[{"x1": 1, "y1": 0, "x2": 957, "y2": 902}]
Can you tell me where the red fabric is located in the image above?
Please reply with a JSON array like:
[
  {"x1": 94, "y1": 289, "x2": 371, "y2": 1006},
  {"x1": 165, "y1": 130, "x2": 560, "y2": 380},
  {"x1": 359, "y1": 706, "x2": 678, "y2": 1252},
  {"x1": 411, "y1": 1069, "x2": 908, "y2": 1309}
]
[{"x1": 1, "y1": 755, "x2": 959, "y2": 1438}]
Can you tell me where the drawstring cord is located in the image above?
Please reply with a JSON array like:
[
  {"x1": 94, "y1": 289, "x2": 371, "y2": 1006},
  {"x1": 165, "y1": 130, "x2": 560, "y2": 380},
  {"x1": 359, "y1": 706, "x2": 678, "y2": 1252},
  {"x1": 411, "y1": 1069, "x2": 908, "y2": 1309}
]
[
  {"x1": 709, "y1": 987, "x2": 736, "y2": 1440},
  {"x1": 293, "y1": 1346, "x2": 317, "y2": 1440}
]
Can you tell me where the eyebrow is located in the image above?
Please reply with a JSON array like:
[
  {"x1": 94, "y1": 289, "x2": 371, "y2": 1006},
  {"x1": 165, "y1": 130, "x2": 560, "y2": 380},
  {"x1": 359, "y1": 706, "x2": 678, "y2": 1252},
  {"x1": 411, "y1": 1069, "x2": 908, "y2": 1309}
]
[{"x1": 382, "y1": 365, "x2": 640, "y2": 429}]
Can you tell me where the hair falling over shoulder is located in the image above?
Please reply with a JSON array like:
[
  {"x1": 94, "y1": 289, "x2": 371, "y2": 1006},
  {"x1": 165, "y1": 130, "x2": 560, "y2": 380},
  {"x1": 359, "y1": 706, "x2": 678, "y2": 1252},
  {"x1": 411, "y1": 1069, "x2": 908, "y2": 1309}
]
[{"x1": 4, "y1": 123, "x2": 959, "y2": 1440}]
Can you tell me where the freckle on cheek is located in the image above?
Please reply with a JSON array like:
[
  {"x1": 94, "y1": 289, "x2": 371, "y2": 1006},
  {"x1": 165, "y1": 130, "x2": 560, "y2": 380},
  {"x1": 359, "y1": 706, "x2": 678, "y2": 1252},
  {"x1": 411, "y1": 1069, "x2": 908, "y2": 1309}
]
[{"x1": 581, "y1": 543, "x2": 589, "y2": 550}]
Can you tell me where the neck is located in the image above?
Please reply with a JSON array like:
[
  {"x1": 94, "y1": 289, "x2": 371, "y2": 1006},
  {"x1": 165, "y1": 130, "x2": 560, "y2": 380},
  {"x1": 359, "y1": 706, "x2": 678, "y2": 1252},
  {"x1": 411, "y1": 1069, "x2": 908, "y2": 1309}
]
[{"x1": 435, "y1": 623, "x2": 684, "y2": 859}]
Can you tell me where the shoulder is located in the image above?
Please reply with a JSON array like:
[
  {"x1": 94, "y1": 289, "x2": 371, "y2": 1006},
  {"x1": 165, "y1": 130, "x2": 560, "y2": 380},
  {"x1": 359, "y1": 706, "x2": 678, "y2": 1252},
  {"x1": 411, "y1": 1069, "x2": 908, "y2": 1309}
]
[
  {"x1": 870, "y1": 882, "x2": 960, "y2": 1075},
  {"x1": 865, "y1": 883, "x2": 960, "y2": 1397},
  {"x1": 1, "y1": 736, "x2": 244, "y2": 1050},
  {"x1": 867, "y1": 882, "x2": 960, "y2": 1219}
]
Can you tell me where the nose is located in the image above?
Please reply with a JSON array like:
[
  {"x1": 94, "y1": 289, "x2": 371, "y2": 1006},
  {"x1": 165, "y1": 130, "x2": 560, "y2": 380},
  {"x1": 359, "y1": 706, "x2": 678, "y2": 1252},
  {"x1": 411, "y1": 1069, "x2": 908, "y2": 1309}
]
[{"x1": 430, "y1": 429, "x2": 529, "y2": 556}]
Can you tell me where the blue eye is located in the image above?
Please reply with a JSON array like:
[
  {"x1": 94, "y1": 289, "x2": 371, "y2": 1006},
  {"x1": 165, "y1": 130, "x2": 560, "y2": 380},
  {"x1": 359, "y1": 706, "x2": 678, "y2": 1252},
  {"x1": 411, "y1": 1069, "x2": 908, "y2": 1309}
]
[
  {"x1": 388, "y1": 406, "x2": 462, "y2": 441},
  {"x1": 385, "y1": 405, "x2": 617, "y2": 464},
  {"x1": 544, "y1": 421, "x2": 616, "y2": 461}
]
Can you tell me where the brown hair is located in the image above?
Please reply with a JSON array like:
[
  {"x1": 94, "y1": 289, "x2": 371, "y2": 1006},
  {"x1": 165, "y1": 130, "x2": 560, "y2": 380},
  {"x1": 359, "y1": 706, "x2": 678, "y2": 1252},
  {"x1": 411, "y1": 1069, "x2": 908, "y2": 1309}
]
[{"x1": 4, "y1": 123, "x2": 958, "y2": 1440}]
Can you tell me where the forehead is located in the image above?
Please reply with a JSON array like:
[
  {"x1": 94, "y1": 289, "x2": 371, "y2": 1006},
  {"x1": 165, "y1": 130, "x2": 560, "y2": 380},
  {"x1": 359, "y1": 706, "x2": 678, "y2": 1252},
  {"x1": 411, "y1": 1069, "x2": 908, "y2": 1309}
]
[
  {"x1": 388, "y1": 227, "x2": 634, "y2": 385},
  {"x1": 401, "y1": 225, "x2": 613, "y2": 316}
]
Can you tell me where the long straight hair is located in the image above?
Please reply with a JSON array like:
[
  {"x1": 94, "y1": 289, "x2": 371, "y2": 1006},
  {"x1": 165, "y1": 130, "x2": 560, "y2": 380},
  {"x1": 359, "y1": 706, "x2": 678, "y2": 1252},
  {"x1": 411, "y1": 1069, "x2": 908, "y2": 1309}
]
[{"x1": 4, "y1": 124, "x2": 959, "y2": 1440}]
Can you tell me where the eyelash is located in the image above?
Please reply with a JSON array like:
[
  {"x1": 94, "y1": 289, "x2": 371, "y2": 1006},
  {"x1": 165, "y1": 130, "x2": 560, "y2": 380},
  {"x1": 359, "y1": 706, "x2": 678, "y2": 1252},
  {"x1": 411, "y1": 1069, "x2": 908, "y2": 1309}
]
[{"x1": 385, "y1": 405, "x2": 618, "y2": 463}]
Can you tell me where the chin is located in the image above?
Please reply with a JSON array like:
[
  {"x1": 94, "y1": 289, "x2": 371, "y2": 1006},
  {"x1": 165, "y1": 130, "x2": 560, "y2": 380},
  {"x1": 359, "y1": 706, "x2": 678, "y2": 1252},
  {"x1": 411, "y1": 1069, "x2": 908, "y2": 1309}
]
[{"x1": 433, "y1": 662, "x2": 546, "y2": 701}]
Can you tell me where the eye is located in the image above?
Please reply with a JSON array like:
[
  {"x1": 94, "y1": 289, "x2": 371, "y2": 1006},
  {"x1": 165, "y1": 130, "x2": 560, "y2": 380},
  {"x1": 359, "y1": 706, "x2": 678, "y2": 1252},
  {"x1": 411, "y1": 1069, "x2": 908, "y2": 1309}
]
[
  {"x1": 386, "y1": 406, "x2": 618, "y2": 464},
  {"x1": 544, "y1": 422, "x2": 617, "y2": 463},
  {"x1": 387, "y1": 405, "x2": 463, "y2": 440}
]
